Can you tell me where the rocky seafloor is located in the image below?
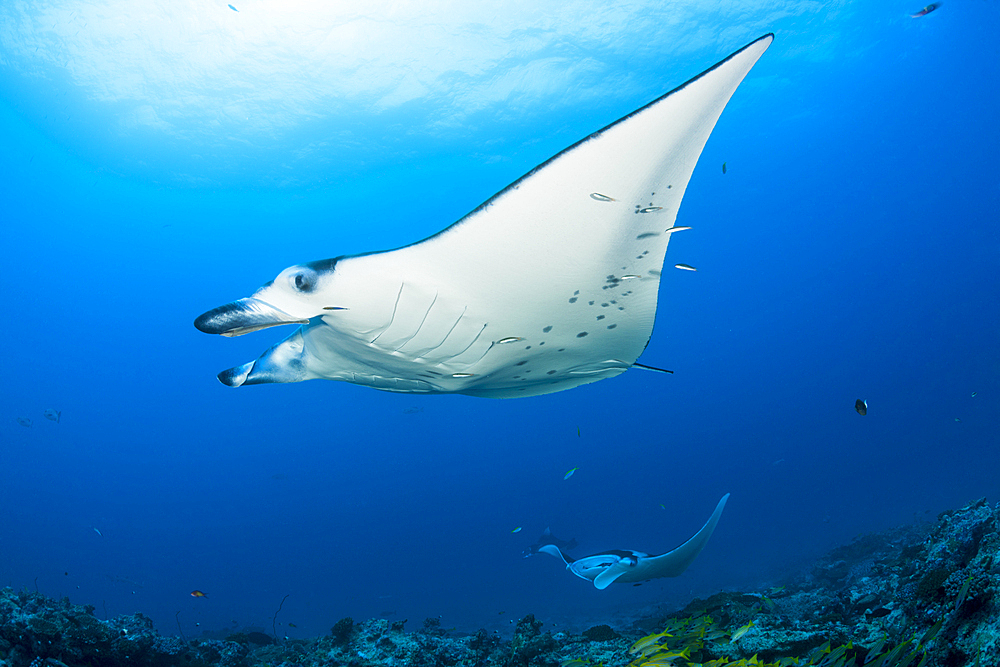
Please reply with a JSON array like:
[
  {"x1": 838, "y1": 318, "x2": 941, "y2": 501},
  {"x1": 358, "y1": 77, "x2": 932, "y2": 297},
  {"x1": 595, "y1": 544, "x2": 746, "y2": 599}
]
[{"x1": 3, "y1": 497, "x2": 999, "y2": 667}]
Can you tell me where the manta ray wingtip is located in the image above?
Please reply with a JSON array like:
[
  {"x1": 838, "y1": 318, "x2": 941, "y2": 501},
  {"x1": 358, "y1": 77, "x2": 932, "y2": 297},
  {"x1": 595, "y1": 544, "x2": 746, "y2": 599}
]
[{"x1": 218, "y1": 362, "x2": 254, "y2": 387}]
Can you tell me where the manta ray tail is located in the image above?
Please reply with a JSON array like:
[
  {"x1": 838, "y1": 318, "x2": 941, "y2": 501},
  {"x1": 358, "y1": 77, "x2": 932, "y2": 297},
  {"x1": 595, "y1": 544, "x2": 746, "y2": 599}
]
[{"x1": 632, "y1": 362, "x2": 674, "y2": 375}]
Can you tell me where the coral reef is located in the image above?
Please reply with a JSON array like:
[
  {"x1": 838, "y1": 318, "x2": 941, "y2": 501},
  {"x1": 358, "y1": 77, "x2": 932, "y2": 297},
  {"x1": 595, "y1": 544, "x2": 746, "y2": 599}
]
[
  {"x1": 581, "y1": 625, "x2": 618, "y2": 642},
  {"x1": 1, "y1": 497, "x2": 998, "y2": 667}
]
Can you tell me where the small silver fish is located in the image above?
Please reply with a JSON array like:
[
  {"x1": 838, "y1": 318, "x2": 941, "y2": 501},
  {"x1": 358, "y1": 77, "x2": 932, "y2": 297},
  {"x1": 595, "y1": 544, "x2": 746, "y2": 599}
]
[
  {"x1": 955, "y1": 575, "x2": 973, "y2": 610},
  {"x1": 665, "y1": 226, "x2": 692, "y2": 233},
  {"x1": 564, "y1": 467, "x2": 578, "y2": 480},
  {"x1": 17, "y1": 417, "x2": 32, "y2": 427},
  {"x1": 674, "y1": 263, "x2": 697, "y2": 271},
  {"x1": 44, "y1": 408, "x2": 61, "y2": 423}
]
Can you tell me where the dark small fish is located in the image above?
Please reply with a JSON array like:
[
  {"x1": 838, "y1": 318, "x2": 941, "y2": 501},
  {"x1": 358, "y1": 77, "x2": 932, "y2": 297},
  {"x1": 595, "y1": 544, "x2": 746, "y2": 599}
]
[
  {"x1": 855, "y1": 398, "x2": 867, "y2": 416},
  {"x1": 190, "y1": 590, "x2": 207, "y2": 598},
  {"x1": 17, "y1": 417, "x2": 32, "y2": 427},
  {"x1": 867, "y1": 607, "x2": 891, "y2": 618},
  {"x1": 402, "y1": 406, "x2": 423, "y2": 414},
  {"x1": 228, "y1": 4, "x2": 239, "y2": 11},
  {"x1": 44, "y1": 408, "x2": 61, "y2": 423},
  {"x1": 910, "y1": 2, "x2": 940, "y2": 17},
  {"x1": 288, "y1": 623, "x2": 297, "y2": 628},
  {"x1": 722, "y1": 162, "x2": 727, "y2": 174}
]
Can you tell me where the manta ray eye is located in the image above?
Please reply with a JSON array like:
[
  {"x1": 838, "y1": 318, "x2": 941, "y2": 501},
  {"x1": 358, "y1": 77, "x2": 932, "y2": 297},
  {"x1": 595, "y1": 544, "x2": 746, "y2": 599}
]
[{"x1": 292, "y1": 269, "x2": 317, "y2": 293}]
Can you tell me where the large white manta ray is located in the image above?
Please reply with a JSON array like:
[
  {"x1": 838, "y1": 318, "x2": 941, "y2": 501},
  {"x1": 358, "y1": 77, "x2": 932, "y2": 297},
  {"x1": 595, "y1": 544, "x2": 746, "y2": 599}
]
[
  {"x1": 538, "y1": 494, "x2": 729, "y2": 589},
  {"x1": 195, "y1": 35, "x2": 773, "y2": 398}
]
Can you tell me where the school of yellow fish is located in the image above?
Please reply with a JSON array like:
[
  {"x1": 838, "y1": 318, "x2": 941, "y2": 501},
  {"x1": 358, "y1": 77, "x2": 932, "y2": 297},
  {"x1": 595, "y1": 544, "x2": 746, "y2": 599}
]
[{"x1": 558, "y1": 608, "x2": 944, "y2": 667}]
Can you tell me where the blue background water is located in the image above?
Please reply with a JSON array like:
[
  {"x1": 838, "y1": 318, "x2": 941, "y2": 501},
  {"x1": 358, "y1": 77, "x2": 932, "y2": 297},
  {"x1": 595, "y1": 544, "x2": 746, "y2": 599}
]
[{"x1": 1, "y1": 0, "x2": 997, "y2": 640}]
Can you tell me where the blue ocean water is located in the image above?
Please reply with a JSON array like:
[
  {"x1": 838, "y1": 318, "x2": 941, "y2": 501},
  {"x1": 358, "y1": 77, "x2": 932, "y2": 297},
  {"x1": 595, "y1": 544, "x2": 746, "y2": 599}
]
[{"x1": 1, "y1": 0, "x2": 998, "y2": 641}]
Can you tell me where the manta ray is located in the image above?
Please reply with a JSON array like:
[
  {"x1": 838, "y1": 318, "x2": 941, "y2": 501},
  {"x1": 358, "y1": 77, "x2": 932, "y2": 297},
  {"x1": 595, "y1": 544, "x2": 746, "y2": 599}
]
[
  {"x1": 195, "y1": 35, "x2": 773, "y2": 398},
  {"x1": 522, "y1": 528, "x2": 579, "y2": 559},
  {"x1": 537, "y1": 494, "x2": 729, "y2": 589}
]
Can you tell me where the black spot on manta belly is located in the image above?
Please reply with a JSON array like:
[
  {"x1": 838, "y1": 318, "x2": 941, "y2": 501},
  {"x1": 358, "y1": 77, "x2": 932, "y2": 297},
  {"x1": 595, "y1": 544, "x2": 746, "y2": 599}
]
[
  {"x1": 543, "y1": 325, "x2": 552, "y2": 333},
  {"x1": 568, "y1": 297, "x2": 577, "y2": 303},
  {"x1": 515, "y1": 360, "x2": 528, "y2": 366},
  {"x1": 547, "y1": 370, "x2": 557, "y2": 375},
  {"x1": 597, "y1": 315, "x2": 605, "y2": 320},
  {"x1": 607, "y1": 324, "x2": 617, "y2": 329},
  {"x1": 577, "y1": 332, "x2": 588, "y2": 338}
]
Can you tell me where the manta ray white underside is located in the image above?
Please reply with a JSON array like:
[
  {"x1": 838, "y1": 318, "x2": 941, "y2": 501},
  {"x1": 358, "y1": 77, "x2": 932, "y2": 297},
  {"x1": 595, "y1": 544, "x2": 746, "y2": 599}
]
[{"x1": 195, "y1": 35, "x2": 773, "y2": 398}]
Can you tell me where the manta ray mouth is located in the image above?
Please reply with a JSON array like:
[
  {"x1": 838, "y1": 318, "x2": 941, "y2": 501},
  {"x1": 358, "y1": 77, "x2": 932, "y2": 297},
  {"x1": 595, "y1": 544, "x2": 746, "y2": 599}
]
[{"x1": 194, "y1": 297, "x2": 309, "y2": 337}]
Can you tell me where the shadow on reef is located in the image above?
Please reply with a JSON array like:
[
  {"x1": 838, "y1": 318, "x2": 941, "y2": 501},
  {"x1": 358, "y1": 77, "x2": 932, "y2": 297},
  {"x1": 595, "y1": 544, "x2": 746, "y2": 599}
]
[{"x1": 1, "y1": 498, "x2": 998, "y2": 667}]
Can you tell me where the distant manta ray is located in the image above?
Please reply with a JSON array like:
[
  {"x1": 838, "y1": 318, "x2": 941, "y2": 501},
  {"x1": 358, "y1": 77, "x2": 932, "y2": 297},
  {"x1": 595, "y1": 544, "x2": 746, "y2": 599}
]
[
  {"x1": 195, "y1": 35, "x2": 774, "y2": 398},
  {"x1": 522, "y1": 528, "x2": 579, "y2": 559},
  {"x1": 538, "y1": 494, "x2": 729, "y2": 589}
]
